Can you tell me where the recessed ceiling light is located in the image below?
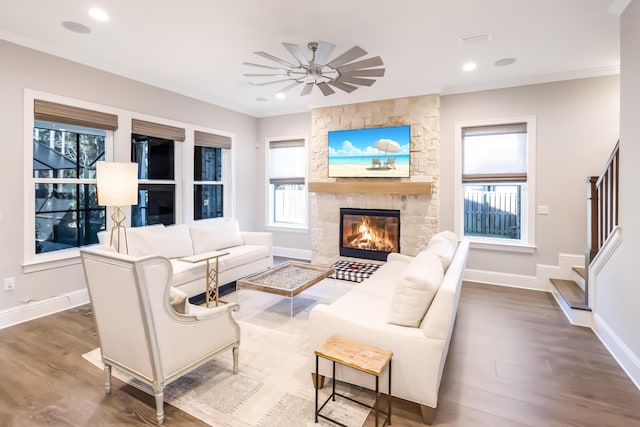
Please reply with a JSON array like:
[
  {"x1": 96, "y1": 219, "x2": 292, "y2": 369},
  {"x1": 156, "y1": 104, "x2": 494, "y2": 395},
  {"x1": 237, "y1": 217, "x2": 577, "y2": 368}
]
[
  {"x1": 462, "y1": 62, "x2": 477, "y2": 72},
  {"x1": 275, "y1": 92, "x2": 286, "y2": 100},
  {"x1": 61, "y1": 21, "x2": 91, "y2": 34},
  {"x1": 255, "y1": 97, "x2": 268, "y2": 102},
  {"x1": 89, "y1": 8, "x2": 110, "y2": 21},
  {"x1": 494, "y1": 57, "x2": 517, "y2": 67}
]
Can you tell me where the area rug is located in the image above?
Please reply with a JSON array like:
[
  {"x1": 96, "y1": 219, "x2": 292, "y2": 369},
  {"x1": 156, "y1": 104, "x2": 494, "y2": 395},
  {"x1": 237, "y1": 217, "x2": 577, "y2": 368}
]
[
  {"x1": 82, "y1": 281, "x2": 373, "y2": 426},
  {"x1": 330, "y1": 260, "x2": 381, "y2": 283}
]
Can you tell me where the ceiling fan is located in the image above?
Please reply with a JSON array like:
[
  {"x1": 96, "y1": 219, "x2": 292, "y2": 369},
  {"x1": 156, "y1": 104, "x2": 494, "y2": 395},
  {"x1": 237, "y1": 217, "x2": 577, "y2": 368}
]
[{"x1": 243, "y1": 41, "x2": 385, "y2": 96}]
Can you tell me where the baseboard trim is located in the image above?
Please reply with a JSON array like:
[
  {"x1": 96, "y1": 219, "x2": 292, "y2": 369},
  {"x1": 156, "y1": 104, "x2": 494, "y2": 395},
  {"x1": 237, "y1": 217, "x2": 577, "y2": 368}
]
[
  {"x1": 592, "y1": 313, "x2": 640, "y2": 391},
  {"x1": 464, "y1": 268, "x2": 545, "y2": 291},
  {"x1": 273, "y1": 246, "x2": 312, "y2": 261},
  {"x1": 0, "y1": 289, "x2": 89, "y2": 330}
]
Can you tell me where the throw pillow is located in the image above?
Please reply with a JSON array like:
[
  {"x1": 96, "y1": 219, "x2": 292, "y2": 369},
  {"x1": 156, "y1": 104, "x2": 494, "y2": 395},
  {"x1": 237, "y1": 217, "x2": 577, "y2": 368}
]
[
  {"x1": 189, "y1": 218, "x2": 244, "y2": 253},
  {"x1": 426, "y1": 231, "x2": 457, "y2": 271},
  {"x1": 387, "y1": 251, "x2": 444, "y2": 327},
  {"x1": 127, "y1": 224, "x2": 194, "y2": 259},
  {"x1": 169, "y1": 286, "x2": 190, "y2": 315}
]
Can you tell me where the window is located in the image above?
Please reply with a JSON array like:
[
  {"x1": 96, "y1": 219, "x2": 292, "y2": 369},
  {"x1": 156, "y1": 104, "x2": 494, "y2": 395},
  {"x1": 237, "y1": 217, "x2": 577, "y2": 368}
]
[
  {"x1": 267, "y1": 138, "x2": 307, "y2": 228},
  {"x1": 193, "y1": 130, "x2": 232, "y2": 219},
  {"x1": 130, "y1": 119, "x2": 185, "y2": 226},
  {"x1": 455, "y1": 118, "x2": 536, "y2": 248},
  {"x1": 31, "y1": 100, "x2": 117, "y2": 255}
]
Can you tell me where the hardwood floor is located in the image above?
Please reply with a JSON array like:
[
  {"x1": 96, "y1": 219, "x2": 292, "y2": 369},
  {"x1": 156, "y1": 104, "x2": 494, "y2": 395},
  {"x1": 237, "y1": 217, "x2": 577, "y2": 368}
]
[{"x1": 1, "y1": 282, "x2": 639, "y2": 426}]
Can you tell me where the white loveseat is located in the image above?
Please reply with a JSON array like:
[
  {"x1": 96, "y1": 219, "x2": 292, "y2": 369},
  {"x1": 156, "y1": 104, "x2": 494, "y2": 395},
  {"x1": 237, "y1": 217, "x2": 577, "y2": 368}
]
[
  {"x1": 98, "y1": 218, "x2": 273, "y2": 298},
  {"x1": 309, "y1": 232, "x2": 469, "y2": 424}
]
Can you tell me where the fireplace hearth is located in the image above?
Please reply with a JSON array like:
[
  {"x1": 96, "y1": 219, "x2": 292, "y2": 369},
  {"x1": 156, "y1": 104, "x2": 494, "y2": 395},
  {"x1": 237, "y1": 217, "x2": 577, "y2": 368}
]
[{"x1": 339, "y1": 208, "x2": 400, "y2": 261}]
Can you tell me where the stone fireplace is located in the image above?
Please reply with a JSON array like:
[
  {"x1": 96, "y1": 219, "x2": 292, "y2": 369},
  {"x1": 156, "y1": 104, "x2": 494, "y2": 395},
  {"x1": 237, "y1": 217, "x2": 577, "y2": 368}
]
[
  {"x1": 310, "y1": 94, "x2": 441, "y2": 265},
  {"x1": 340, "y1": 208, "x2": 400, "y2": 261}
]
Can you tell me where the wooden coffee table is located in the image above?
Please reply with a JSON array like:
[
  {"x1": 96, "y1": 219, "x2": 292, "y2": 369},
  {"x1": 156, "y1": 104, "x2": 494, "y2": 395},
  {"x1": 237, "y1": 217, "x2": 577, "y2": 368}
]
[{"x1": 236, "y1": 261, "x2": 335, "y2": 318}]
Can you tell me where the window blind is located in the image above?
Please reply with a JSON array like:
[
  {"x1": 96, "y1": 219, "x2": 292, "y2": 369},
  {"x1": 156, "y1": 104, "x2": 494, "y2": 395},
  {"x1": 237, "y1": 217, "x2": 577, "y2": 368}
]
[
  {"x1": 132, "y1": 119, "x2": 185, "y2": 141},
  {"x1": 269, "y1": 139, "x2": 305, "y2": 184},
  {"x1": 462, "y1": 123, "x2": 527, "y2": 183},
  {"x1": 34, "y1": 99, "x2": 118, "y2": 130},
  {"x1": 194, "y1": 130, "x2": 232, "y2": 149}
]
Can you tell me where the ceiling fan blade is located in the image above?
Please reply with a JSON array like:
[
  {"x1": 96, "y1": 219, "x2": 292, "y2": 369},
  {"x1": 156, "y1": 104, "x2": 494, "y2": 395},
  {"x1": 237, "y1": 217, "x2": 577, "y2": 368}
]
[
  {"x1": 317, "y1": 82, "x2": 336, "y2": 96},
  {"x1": 278, "y1": 81, "x2": 302, "y2": 92},
  {"x1": 314, "y1": 41, "x2": 336, "y2": 66},
  {"x1": 327, "y1": 80, "x2": 359, "y2": 93},
  {"x1": 336, "y1": 76, "x2": 377, "y2": 86},
  {"x1": 300, "y1": 83, "x2": 314, "y2": 96},
  {"x1": 243, "y1": 62, "x2": 292, "y2": 72},
  {"x1": 254, "y1": 51, "x2": 298, "y2": 68},
  {"x1": 338, "y1": 68, "x2": 386, "y2": 78},
  {"x1": 249, "y1": 78, "x2": 295, "y2": 86},
  {"x1": 282, "y1": 43, "x2": 309, "y2": 66},
  {"x1": 336, "y1": 57, "x2": 384, "y2": 73},
  {"x1": 326, "y1": 46, "x2": 367, "y2": 69}
]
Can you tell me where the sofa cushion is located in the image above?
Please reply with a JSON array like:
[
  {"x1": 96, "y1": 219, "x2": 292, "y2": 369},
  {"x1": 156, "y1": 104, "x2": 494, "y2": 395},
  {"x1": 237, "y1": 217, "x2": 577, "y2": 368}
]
[
  {"x1": 351, "y1": 259, "x2": 407, "y2": 300},
  {"x1": 217, "y1": 245, "x2": 270, "y2": 271},
  {"x1": 127, "y1": 224, "x2": 194, "y2": 259},
  {"x1": 387, "y1": 251, "x2": 444, "y2": 327},
  {"x1": 169, "y1": 287, "x2": 190, "y2": 314},
  {"x1": 426, "y1": 231, "x2": 458, "y2": 271},
  {"x1": 189, "y1": 218, "x2": 244, "y2": 253}
]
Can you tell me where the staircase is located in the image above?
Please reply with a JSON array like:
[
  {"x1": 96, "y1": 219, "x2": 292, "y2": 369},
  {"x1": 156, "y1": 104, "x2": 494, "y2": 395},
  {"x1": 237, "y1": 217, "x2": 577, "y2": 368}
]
[
  {"x1": 549, "y1": 142, "x2": 619, "y2": 327},
  {"x1": 550, "y1": 267, "x2": 591, "y2": 326}
]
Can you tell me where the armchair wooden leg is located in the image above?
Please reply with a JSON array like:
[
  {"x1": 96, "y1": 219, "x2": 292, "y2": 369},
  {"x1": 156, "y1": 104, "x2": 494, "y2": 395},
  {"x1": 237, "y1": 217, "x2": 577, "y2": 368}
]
[
  {"x1": 419, "y1": 404, "x2": 437, "y2": 424},
  {"x1": 311, "y1": 373, "x2": 325, "y2": 389},
  {"x1": 154, "y1": 389, "x2": 165, "y2": 425},
  {"x1": 104, "y1": 364, "x2": 112, "y2": 394},
  {"x1": 232, "y1": 345, "x2": 239, "y2": 375}
]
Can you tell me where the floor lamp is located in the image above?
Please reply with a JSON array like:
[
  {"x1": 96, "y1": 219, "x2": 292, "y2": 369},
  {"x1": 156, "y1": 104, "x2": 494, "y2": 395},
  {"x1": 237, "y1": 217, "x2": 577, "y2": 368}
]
[{"x1": 97, "y1": 162, "x2": 138, "y2": 253}]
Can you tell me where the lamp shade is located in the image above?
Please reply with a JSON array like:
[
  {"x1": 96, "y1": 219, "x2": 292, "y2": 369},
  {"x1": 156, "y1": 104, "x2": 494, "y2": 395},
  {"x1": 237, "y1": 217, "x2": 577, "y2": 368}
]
[{"x1": 97, "y1": 162, "x2": 138, "y2": 207}]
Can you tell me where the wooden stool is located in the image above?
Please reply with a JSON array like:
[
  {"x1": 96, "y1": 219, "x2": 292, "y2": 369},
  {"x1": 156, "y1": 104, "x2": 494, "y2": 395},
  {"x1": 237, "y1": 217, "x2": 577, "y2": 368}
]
[{"x1": 314, "y1": 335, "x2": 393, "y2": 427}]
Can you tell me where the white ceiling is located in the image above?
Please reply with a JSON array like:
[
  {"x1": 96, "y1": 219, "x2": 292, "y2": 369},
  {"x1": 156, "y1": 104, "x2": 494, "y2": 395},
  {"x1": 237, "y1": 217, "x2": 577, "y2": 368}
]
[{"x1": 0, "y1": 0, "x2": 627, "y2": 118}]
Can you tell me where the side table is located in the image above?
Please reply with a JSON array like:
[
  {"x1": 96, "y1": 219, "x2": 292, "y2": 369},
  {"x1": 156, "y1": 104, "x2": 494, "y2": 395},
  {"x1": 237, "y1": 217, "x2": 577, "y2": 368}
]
[
  {"x1": 314, "y1": 334, "x2": 393, "y2": 427},
  {"x1": 178, "y1": 250, "x2": 229, "y2": 307}
]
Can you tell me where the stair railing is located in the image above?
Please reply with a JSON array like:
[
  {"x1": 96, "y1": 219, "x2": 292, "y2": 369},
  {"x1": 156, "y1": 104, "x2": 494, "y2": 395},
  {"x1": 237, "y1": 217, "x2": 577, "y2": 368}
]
[{"x1": 585, "y1": 141, "x2": 620, "y2": 302}]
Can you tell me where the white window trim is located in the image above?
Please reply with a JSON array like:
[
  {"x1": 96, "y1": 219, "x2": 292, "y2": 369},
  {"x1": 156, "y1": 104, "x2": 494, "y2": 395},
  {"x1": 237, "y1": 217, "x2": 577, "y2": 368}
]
[
  {"x1": 184, "y1": 126, "x2": 235, "y2": 221},
  {"x1": 264, "y1": 135, "x2": 309, "y2": 232},
  {"x1": 454, "y1": 116, "x2": 537, "y2": 252},
  {"x1": 23, "y1": 90, "x2": 117, "y2": 271},
  {"x1": 23, "y1": 90, "x2": 236, "y2": 272}
]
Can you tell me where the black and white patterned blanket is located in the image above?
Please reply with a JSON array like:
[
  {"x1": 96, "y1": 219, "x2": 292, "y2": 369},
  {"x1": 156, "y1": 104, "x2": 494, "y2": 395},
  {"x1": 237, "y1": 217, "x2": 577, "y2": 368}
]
[{"x1": 330, "y1": 260, "x2": 381, "y2": 283}]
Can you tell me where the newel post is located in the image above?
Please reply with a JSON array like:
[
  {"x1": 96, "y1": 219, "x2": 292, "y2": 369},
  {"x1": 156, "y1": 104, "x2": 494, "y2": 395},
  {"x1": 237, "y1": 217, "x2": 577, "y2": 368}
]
[{"x1": 585, "y1": 176, "x2": 599, "y2": 292}]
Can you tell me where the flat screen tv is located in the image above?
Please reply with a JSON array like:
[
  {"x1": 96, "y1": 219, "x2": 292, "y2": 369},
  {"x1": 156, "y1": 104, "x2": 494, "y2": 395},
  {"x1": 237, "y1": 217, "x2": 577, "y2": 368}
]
[{"x1": 328, "y1": 125, "x2": 411, "y2": 178}]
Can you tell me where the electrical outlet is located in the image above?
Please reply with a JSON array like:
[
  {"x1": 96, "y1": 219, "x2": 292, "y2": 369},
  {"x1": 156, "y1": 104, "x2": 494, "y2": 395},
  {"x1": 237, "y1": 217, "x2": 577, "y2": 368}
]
[{"x1": 4, "y1": 277, "x2": 15, "y2": 292}]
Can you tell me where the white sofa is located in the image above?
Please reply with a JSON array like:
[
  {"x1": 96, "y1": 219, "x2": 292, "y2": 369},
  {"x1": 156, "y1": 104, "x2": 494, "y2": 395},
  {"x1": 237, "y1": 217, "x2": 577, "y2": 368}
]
[
  {"x1": 309, "y1": 232, "x2": 469, "y2": 424},
  {"x1": 98, "y1": 218, "x2": 273, "y2": 298}
]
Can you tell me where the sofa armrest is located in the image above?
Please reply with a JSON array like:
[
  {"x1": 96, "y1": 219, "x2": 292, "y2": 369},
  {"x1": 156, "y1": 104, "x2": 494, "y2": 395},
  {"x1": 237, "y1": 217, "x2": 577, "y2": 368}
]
[
  {"x1": 241, "y1": 231, "x2": 273, "y2": 248},
  {"x1": 309, "y1": 304, "x2": 445, "y2": 407},
  {"x1": 187, "y1": 302, "x2": 240, "y2": 321}
]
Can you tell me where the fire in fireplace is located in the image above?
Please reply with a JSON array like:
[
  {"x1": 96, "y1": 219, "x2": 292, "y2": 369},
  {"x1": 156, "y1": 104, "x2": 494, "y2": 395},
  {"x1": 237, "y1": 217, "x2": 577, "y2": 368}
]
[{"x1": 339, "y1": 208, "x2": 400, "y2": 261}]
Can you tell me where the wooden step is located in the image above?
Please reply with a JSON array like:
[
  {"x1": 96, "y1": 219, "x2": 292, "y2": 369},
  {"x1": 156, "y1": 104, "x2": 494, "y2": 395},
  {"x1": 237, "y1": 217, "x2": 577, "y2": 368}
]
[
  {"x1": 550, "y1": 278, "x2": 591, "y2": 311},
  {"x1": 572, "y1": 266, "x2": 586, "y2": 279}
]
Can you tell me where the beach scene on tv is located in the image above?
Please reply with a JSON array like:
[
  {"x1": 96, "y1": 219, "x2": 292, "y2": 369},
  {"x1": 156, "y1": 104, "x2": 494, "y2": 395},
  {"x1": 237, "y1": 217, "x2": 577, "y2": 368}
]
[{"x1": 328, "y1": 125, "x2": 411, "y2": 178}]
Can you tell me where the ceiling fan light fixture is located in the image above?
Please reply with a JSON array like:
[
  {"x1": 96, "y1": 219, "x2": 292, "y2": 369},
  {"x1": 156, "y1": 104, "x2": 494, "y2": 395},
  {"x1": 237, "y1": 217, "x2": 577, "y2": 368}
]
[{"x1": 244, "y1": 41, "x2": 385, "y2": 97}]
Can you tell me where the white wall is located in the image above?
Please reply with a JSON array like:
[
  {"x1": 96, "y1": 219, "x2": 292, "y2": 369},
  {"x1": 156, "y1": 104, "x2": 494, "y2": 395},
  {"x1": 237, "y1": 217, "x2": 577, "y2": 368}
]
[
  {"x1": 257, "y1": 112, "x2": 312, "y2": 256},
  {"x1": 0, "y1": 40, "x2": 259, "y2": 314},
  {"x1": 440, "y1": 76, "x2": 620, "y2": 276},
  {"x1": 591, "y1": 0, "x2": 640, "y2": 388}
]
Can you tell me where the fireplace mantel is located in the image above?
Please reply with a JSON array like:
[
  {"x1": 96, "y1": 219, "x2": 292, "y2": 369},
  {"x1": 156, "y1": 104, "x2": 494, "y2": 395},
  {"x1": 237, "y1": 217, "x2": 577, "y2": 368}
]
[{"x1": 308, "y1": 181, "x2": 432, "y2": 195}]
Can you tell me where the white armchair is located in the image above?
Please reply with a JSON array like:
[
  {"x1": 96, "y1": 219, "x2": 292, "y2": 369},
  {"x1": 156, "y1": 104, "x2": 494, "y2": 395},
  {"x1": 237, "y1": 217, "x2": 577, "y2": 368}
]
[{"x1": 80, "y1": 246, "x2": 241, "y2": 424}]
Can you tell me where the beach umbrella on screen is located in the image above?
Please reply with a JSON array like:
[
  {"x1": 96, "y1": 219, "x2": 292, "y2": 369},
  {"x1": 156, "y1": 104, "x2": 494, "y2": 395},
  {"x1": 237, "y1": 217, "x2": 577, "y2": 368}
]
[{"x1": 374, "y1": 139, "x2": 401, "y2": 158}]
